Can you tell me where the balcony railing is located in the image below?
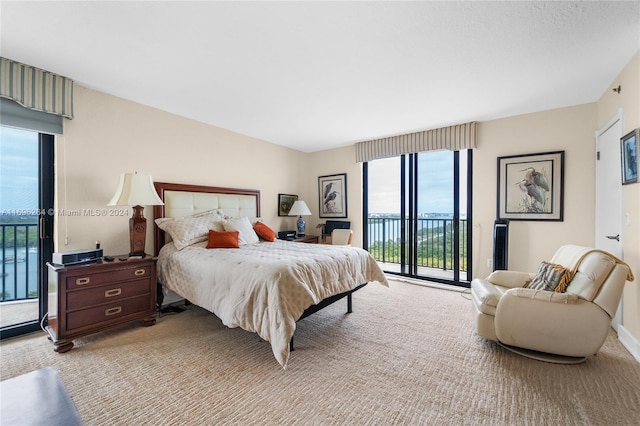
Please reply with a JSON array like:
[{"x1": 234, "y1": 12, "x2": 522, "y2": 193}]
[
  {"x1": 368, "y1": 216, "x2": 467, "y2": 272},
  {"x1": 1, "y1": 223, "x2": 39, "y2": 302}
]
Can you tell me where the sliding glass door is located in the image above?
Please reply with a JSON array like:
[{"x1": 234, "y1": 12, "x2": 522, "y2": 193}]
[
  {"x1": 0, "y1": 126, "x2": 54, "y2": 338},
  {"x1": 365, "y1": 149, "x2": 471, "y2": 286}
]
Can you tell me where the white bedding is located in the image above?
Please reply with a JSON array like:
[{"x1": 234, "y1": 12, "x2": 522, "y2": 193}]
[{"x1": 157, "y1": 240, "x2": 388, "y2": 367}]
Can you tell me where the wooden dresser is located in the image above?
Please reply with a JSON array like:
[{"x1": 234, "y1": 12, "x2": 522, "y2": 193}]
[{"x1": 46, "y1": 256, "x2": 157, "y2": 352}]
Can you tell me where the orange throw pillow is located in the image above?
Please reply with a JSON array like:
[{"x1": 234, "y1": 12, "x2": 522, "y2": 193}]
[
  {"x1": 206, "y1": 230, "x2": 240, "y2": 248},
  {"x1": 253, "y1": 222, "x2": 276, "y2": 242}
]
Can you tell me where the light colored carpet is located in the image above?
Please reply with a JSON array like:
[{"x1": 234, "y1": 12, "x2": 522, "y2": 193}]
[{"x1": 1, "y1": 280, "x2": 639, "y2": 425}]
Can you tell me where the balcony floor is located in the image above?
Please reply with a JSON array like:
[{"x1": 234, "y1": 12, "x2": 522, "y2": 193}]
[
  {"x1": 379, "y1": 262, "x2": 468, "y2": 282},
  {"x1": 0, "y1": 299, "x2": 39, "y2": 329}
]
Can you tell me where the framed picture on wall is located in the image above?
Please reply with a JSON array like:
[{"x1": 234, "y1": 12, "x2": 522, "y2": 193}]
[
  {"x1": 621, "y1": 128, "x2": 639, "y2": 185},
  {"x1": 278, "y1": 194, "x2": 298, "y2": 216},
  {"x1": 318, "y1": 173, "x2": 347, "y2": 218},
  {"x1": 497, "y1": 151, "x2": 564, "y2": 221}
]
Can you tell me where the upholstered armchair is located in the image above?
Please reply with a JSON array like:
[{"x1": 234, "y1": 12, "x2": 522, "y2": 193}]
[
  {"x1": 330, "y1": 229, "x2": 353, "y2": 246},
  {"x1": 471, "y1": 245, "x2": 634, "y2": 362},
  {"x1": 321, "y1": 229, "x2": 353, "y2": 246}
]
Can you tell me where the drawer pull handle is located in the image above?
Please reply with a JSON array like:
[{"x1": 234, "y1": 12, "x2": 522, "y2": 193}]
[
  {"x1": 105, "y1": 306, "x2": 122, "y2": 316},
  {"x1": 105, "y1": 288, "x2": 122, "y2": 298},
  {"x1": 134, "y1": 269, "x2": 146, "y2": 276},
  {"x1": 76, "y1": 277, "x2": 90, "y2": 285}
]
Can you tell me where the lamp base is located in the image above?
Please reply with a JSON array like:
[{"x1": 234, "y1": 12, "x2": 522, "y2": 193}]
[
  {"x1": 296, "y1": 216, "x2": 306, "y2": 237},
  {"x1": 129, "y1": 205, "x2": 147, "y2": 257}
]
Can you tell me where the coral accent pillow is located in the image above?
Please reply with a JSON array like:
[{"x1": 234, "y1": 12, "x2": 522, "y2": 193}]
[
  {"x1": 206, "y1": 230, "x2": 240, "y2": 249},
  {"x1": 253, "y1": 221, "x2": 276, "y2": 242}
]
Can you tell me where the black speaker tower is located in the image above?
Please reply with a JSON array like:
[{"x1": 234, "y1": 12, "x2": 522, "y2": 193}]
[{"x1": 493, "y1": 220, "x2": 509, "y2": 271}]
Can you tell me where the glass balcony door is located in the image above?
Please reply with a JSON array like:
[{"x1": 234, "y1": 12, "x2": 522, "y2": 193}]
[
  {"x1": 0, "y1": 126, "x2": 54, "y2": 338},
  {"x1": 365, "y1": 150, "x2": 471, "y2": 286}
]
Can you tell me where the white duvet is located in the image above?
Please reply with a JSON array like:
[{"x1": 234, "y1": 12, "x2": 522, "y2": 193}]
[{"x1": 157, "y1": 240, "x2": 388, "y2": 367}]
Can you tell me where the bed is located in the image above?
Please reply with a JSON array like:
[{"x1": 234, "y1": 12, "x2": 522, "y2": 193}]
[{"x1": 152, "y1": 182, "x2": 388, "y2": 367}]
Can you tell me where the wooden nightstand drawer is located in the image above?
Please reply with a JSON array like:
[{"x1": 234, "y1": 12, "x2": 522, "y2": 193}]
[
  {"x1": 66, "y1": 295, "x2": 152, "y2": 330},
  {"x1": 66, "y1": 279, "x2": 150, "y2": 308},
  {"x1": 65, "y1": 265, "x2": 152, "y2": 290}
]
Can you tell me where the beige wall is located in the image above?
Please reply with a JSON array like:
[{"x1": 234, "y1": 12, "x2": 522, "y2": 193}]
[
  {"x1": 57, "y1": 85, "x2": 308, "y2": 255},
  {"x1": 473, "y1": 104, "x2": 597, "y2": 277},
  {"x1": 305, "y1": 146, "x2": 363, "y2": 245},
  {"x1": 596, "y1": 51, "x2": 640, "y2": 342}
]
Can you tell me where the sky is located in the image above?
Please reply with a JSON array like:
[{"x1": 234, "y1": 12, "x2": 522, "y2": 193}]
[
  {"x1": 368, "y1": 150, "x2": 468, "y2": 215},
  {"x1": 0, "y1": 126, "x2": 39, "y2": 213}
]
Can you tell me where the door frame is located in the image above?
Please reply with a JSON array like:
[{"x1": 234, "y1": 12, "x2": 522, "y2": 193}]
[
  {"x1": 0, "y1": 132, "x2": 54, "y2": 339},
  {"x1": 595, "y1": 109, "x2": 624, "y2": 331},
  {"x1": 363, "y1": 149, "x2": 472, "y2": 287}
]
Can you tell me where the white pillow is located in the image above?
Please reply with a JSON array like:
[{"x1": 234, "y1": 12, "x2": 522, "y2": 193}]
[
  {"x1": 223, "y1": 217, "x2": 260, "y2": 245},
  {"x1": 155, "y1": 209, "x2": 226, "y2": 250}
]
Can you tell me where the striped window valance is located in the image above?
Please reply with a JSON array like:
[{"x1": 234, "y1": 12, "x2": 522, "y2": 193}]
[
  {"x1": 0, "y1": 57, "x2": 74, "y2": 119},
  {"x1": 355, "y1": 121, "x2": 477, "y2": 163}
]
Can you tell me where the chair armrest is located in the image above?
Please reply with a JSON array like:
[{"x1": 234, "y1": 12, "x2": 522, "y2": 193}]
[
  {"x1": 485, "y1": 270, "x2": 534, "y2": 288},
  {"x1": 470, "y1": 278, "x2": 503, "y2": 308}
]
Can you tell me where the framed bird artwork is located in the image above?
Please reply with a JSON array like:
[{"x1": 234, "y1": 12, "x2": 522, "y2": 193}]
[
  {"x1": 621, "y1": 128, "x2": 639, "y2": 185},
  {"x1": 318, "y1": 173, "x2": 347, "y2": 218},
  {"x1": 497, "y1": 151, "x2": 564, "y2": 221}
]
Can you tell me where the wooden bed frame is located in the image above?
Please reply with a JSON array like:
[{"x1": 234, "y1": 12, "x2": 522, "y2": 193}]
[{"x1": 152, "y1": 181, "x2": 367, "y2": 351}]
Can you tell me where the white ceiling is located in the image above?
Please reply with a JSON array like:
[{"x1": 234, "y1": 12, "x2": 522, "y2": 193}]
[{"x1": 1, "y1": 1, "x2": 639, "y2": 152}]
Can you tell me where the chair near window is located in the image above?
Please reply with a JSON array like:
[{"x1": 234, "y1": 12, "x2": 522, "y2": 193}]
[
  {"x1": 321, "y1": 220, "x2": 351, "y2": 242},
  {"x1": 328, "y1": 229, "x2": 353, "y2": 246},
  {"x1": 470, "y1": 245, "x2": 634, "y2": 363}
]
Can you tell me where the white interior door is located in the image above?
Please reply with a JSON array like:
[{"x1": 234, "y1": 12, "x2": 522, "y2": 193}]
[{"x1": 595, "y1": 112, "x2": 623, "y2": 330}]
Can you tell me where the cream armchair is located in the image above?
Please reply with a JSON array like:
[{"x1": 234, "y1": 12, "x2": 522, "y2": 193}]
[
  {"x1": 330, "y1": 229, "x2": 353, "y2": 246},
  {"x1": 321, "y1": 229, "x2": 353, "y2": 246},
  {"x1": 471, "y1": 245, "x2": 634, "y2": 362}
]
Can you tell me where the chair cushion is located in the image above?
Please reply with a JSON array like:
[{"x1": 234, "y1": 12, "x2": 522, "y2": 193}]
[
  {"x1": 509, "y1": 287, "x2": 579, "y2": 304},
  {"x1": 565, "y1": 252, "x2": 616, "y2": 301}
]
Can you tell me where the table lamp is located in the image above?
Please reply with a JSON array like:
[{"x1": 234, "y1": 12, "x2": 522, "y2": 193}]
[
  {"x1": 288, "y1": 200, "x2": 312, "y2": 237},
  {"x1": 108, "y1": 172, "x2": 164, "y2": 257}
]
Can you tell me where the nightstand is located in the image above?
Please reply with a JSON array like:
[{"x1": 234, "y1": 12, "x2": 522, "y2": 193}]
[
  {"x1": 45, "y1": 256, "x2": 157, "y2": 352},
  {"x1": 293, "y1": 235, "x2": 319, "y2": 244}
]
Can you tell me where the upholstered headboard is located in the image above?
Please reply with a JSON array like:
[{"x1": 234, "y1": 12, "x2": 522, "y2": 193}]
[{"x1": 153, "y1": 182, "x2": 261, "y2": 256}]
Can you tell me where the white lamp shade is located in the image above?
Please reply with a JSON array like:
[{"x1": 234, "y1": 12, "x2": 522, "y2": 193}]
[
  {"x1": 108, "y1": 173, "x2": 164, "y2": 206},
  {"x1": 288, "y1": 200, "x2": 311, "y2": 216}
]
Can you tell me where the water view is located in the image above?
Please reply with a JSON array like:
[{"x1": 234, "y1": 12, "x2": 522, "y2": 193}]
[{"x1": 1, "y1": 242, "x2": 39, "y2": 301}]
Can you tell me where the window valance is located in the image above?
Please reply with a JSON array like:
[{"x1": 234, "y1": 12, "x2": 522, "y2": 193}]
[
  {"x1": 0, "y1": 57, "x2": 74, "y2": 119},
  {"x1": 355, "y1": 121, "x2": 477, "y2": 163}
]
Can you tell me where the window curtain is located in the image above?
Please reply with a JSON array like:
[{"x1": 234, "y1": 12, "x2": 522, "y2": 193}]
[
  {"x1": 355, "y1": 121, "x2": 477, "y2": 163},
  {"x1": 0, "y1": 57, "x2": 74, "y2": 134}
]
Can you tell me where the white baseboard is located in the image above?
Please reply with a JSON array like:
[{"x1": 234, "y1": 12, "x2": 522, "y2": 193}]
[{"x1": 618, "y1": 325, "x2": 640, "y2": 363}]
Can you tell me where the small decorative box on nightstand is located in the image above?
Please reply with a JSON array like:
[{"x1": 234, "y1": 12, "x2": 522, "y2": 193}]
[{"x1": 45, "y1": 256, "x2": 157, "y2": 352}]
